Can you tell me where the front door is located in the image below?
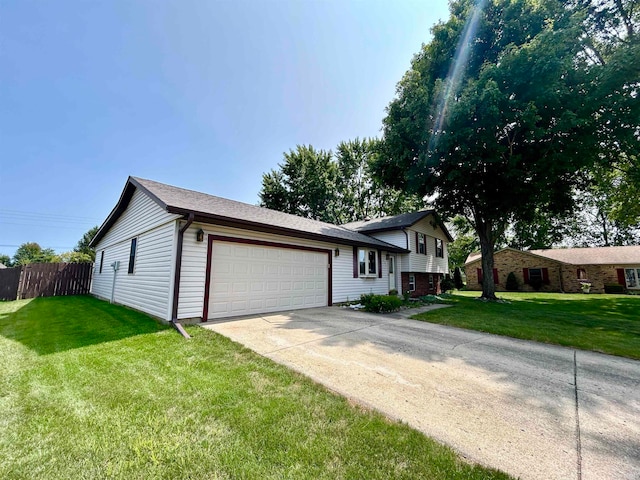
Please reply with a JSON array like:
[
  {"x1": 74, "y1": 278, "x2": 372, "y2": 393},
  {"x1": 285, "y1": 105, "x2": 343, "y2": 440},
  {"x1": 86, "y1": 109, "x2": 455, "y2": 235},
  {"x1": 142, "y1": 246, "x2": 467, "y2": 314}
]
[{"x1": 388, "y1": 256, "x2": 396, "y2": 291}]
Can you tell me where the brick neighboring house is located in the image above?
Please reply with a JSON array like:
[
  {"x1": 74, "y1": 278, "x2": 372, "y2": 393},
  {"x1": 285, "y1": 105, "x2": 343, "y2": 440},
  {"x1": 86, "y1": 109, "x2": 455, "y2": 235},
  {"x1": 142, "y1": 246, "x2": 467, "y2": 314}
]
[{"x1": 464, "y1": 246, "x2": 640, "y2": 293}]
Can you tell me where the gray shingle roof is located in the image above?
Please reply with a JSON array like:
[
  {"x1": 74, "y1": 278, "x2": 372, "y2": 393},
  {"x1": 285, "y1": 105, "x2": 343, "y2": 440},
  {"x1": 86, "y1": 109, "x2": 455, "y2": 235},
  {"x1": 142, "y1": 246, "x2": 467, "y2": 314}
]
[
  {"x1": 342, "y1": 210, "x2": 453, "y2": 241},
  {"x1": 465, "y1": 246, "x2": 640, "y2": 266},
  {"x1": 91, "y1": 177, "x2": 408, "y2": 252},
  {"x1": 530, "y1": 246, "x2": 640, "y2": 265}
]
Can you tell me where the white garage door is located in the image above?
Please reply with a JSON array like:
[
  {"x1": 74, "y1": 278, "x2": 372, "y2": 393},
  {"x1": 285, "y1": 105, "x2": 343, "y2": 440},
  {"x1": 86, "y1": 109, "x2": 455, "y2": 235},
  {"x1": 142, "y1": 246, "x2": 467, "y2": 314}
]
[{"x1": 207, "y1": 241, "x2": 329, "y2": 319}]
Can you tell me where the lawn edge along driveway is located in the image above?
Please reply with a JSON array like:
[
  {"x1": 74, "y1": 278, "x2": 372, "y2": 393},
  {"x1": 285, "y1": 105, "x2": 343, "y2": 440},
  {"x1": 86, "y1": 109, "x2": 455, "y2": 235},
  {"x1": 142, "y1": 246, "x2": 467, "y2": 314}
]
[
  {"x1": 0, "y1": 296, "x2": 509, "y2": 480},
  {"x1": 204, "y1": 305, "x2": 640, "y2": 480},
  {"x1": 412, "y1": 292, "x2": 640, "y2": 359}
]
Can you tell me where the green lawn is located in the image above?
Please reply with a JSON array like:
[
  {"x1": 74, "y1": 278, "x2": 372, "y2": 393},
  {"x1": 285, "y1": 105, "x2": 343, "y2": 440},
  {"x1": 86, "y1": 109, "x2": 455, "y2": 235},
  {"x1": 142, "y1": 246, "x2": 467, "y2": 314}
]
[
  {"x1": 413, "y1": 291, "x2": 640, "y2": 359},
  {"x1": 0, "y1": 296, "x2": 509, "y2": 480}
]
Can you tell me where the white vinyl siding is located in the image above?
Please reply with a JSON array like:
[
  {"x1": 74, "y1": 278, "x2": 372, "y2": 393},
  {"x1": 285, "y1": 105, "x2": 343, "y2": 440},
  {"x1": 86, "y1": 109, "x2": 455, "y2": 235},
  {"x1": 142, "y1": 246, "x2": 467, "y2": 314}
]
[
  {"x1": 368, "y1": 230, "x2": 407, "y2": 249},
  {"x1": 407, "y1": 216, "x2": 449, "y2": 274},
  {"x1": 98, "y1": 189, "x2": 180, "y2": 249},
  {"x1": 91, "y1": 187, "x2": 179, "y2": 320},
  {"x1": 177, "y1": 223, "x2": 391, "y2": 319},
  {"x1": 92, "y1": 221, "x2": 176, "y2": 320}
]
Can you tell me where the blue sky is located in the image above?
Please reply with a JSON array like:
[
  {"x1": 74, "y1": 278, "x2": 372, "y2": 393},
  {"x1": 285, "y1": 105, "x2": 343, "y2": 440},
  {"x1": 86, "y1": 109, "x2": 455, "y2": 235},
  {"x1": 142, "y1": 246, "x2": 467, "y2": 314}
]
[{"x1": 0, "y1": 0, "x2": 449, "y2": 258}]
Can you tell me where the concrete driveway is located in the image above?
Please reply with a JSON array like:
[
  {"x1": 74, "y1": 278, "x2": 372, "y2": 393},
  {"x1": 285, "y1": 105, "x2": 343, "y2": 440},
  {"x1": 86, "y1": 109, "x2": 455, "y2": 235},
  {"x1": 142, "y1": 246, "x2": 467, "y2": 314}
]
[{"x1": 201, "y1": 306, "x2": 640, "y2": 480}]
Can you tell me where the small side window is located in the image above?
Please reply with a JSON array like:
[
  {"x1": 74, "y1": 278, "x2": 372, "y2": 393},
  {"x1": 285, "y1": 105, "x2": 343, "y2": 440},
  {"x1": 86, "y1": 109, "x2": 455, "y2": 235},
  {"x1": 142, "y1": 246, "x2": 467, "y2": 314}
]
[
  {"x1": 99, "y1": 251, "x2": 104, "y2": 274},
  {"x1": 418, "y1": 233, "x2": 426, "y2": 254},
  {"x1": 358, "y1": 249, "x2": 366, "y2": 276},
  {"x1": 409, "y1": 274, "x2": 416, "y2": 292},
  {"x1": 128, "y1": 238, "x2": 137, "y2": 274},
  {"x1": 368, "y1": 250, "x2": 377, "y2": 275}
]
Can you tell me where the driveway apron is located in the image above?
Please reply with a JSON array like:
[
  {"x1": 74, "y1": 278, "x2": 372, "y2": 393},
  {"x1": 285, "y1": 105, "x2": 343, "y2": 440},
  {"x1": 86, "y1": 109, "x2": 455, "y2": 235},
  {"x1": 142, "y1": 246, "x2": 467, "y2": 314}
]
[{"x1": 201, "y1": 306, "x2": 640, "y2": 480}]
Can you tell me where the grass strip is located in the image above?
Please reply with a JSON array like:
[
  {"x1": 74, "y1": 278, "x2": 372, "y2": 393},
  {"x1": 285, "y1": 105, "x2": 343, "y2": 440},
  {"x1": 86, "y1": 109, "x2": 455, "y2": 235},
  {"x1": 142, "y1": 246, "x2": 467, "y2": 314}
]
[
  {"x1": 0, "y1": 296, "x2": 509, "y2": 479},
  {"x1": 412, "y1": 291, "x2": 640, "y2": 359}
]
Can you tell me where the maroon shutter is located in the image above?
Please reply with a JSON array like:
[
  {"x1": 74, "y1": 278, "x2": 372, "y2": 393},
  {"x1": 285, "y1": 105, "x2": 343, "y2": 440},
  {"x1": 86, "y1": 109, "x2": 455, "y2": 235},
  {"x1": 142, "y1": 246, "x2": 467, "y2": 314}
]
[
  {"x1": 523, "y1": 268, "x2": 529, "y2": 284},
  {"x1": 415, "y1": 232, "x2": 419, "y2": 253},
  {"x1": 493, "y1": 268, "x2": 499, "y2": 284},
  {"x1": 353, "y1": 246, "x2": 358, "y2": 278},
  {"x1": 617, "y1": 268, "x2": 626, "y2": 285},
  {"x1": 542, "y1": 268, "x2": 550, "y2": 284},
  {"x1": 477, "y1": 268, "x2": 482, "y2": 284},
  {"x1": 378, "y1": 250, "x2": 382, "y2": 278}
]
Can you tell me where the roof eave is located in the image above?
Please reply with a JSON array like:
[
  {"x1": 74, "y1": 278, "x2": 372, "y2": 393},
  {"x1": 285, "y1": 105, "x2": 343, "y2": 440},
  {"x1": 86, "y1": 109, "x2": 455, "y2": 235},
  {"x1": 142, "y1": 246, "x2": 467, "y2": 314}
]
[
  {"x1": 167, "y1": 207, "x2": 409, "y2": 253},
  {"x1": 352, "y1": 210, "x2": 454, "y2": 242}
]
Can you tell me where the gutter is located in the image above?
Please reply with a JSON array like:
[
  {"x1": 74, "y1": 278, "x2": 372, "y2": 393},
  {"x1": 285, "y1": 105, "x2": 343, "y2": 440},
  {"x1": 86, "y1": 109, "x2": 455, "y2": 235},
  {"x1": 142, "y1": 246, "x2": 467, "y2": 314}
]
[
  {"x1": 166, "y1": 207, "x2": 408, "y2": 254},
  {"x1": 170, "y1": 213, "x2": 194, "y2": 339}
]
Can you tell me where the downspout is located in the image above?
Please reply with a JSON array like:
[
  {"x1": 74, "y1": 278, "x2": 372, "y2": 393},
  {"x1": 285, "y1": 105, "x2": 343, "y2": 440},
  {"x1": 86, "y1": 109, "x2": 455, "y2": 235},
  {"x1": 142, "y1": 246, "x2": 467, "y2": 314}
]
[{"x1": 171, "y1": 213, "x2": 194, "y2": 339}]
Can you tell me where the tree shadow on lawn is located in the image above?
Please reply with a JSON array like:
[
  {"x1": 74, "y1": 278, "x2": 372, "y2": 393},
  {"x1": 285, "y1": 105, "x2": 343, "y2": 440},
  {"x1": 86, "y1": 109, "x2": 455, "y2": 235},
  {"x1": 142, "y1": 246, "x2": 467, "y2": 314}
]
[{"x1": 0, "y1": 295, "x2": 168, "y2": 355}]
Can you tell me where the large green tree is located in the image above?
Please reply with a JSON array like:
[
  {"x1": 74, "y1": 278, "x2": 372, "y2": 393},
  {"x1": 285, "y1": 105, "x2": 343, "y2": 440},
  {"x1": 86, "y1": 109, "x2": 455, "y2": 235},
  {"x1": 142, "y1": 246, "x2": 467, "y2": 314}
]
[
  {"x1": 12, "y1": 242, "x2": 57, "y2": 266},
  {"x1": 74, "y1": 225, "x2": 99, "y2": 261},
  {"x1": 375, "y1": 0, "x2": 639, "y2": 299},
  {"x1": 260, "y1": 140, "x2": 423, "y2": 224}
]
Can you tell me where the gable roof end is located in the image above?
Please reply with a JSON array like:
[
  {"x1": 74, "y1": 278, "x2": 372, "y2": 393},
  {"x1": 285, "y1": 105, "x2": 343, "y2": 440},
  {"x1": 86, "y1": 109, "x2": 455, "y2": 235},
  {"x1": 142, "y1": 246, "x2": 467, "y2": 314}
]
[{"x1": 342, "y1": 210, "x2": 454, "y2": 242}]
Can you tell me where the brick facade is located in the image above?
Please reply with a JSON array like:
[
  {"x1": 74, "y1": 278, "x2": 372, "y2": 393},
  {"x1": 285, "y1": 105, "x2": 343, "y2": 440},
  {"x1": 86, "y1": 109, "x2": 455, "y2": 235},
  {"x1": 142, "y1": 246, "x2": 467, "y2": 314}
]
[
  {"x1": 401, "y1": 272, "x2": 442, "y2": 297},
  {"x1": 559, "y1": 264, "x2": 627, "y2": 293},
  {"x1": 465, "y1": 248, "x2": 631, "y2": 293},
  {"x1": 465, "y1": 249, "x2": 562, "y2": 292}
]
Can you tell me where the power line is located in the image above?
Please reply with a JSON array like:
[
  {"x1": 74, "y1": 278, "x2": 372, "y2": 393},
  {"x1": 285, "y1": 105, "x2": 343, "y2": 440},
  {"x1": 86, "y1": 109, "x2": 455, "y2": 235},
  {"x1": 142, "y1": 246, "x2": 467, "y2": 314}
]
[
  {"x1": 0, "y1": 209, "x2": 101, "y2": 222},
  {"x1": 0, "y1": 221, "x2": 96, "y2": 229},
  {"x1": 0, "y1": 244, "x2": 74, "y2": 249}
]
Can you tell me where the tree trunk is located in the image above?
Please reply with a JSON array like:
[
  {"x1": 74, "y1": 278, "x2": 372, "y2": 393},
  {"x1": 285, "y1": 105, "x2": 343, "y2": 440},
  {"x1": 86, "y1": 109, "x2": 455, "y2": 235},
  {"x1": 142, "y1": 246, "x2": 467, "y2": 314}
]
[{"x1": 476, "y1": 220, "x2": 498, "y2": 300}]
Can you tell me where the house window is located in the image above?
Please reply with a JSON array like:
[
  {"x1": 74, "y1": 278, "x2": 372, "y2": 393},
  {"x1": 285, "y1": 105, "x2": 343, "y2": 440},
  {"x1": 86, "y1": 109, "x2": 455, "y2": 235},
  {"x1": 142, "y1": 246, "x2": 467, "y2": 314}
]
[
  {"x1": 409, "y1": 274, "x2": 416, "y2": 292},
  {"x1": 428, "y1": 274, "x2": 434, "y2": 290},
  {"x1": 435, "y1": 238, "x2": 444, "y2": 258},
  {"x1": 417, "y1": 233, "x2": 426, "y2": 254},
  {"x1": 624, "y1": 268, "x2": 640, "y2": 288},
  {"x1": 99, "y1": 251, "x2": 104, "y2": 274},
  {"x1": 523, "y1": 267, "x2": 549, "y2": 287},
  {"x1": 577, "y1": 268, "x2": 587, "y2": 280},
  {"x1": 358, "y1": 248, "x2": 377, "y2": 277},
  {"x1": 528, "y1": 268, "x2": 543, "y2": 283},
  {"x1": 128, "y1": 238, "x2": 137, "y2": 274}
]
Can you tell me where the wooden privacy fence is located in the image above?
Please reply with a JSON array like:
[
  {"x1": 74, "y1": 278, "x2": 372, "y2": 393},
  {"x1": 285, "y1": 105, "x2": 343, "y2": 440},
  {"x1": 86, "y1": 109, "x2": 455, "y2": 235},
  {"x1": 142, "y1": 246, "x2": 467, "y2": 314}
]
[
  {"x1": 0, "y1": 263, "x2": 93, "y2": 301},
  {"x1": 0, "y1": 267, "x2": 22, "y2": 301}
]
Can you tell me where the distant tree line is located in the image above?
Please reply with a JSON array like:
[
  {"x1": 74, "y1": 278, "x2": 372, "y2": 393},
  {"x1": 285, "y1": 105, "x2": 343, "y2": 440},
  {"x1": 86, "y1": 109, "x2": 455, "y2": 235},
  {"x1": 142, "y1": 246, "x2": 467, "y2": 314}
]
[{"x1": 0, "y1": 226, "x2": 98, "y2": 268}]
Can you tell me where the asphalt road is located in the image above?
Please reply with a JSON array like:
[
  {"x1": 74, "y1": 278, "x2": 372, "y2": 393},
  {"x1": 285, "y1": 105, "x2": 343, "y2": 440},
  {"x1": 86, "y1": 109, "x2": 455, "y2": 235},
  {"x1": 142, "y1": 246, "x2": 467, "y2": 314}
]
[{"x1": 202, "y1": 306, "x2": 640, "y2": 480}]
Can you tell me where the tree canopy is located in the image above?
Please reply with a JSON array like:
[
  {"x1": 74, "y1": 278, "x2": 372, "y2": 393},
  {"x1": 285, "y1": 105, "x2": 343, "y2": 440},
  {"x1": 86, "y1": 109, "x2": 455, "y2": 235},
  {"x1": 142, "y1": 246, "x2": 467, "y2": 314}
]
[
  {"x1": 74, "y1": 225, "x2": 99, "y2": 261},
  {"x1": 259, "y1": 139, "x2": 424, "y2": 224},
  {"x1": 374, "y1": 0, "x2": 639, "y2": 299},
  {"x1": 12, "y1": 243, "x2": 58, "y2": 266},
  {"x1": 0, "y1": 254, "x2": 12, "y2": 268}
]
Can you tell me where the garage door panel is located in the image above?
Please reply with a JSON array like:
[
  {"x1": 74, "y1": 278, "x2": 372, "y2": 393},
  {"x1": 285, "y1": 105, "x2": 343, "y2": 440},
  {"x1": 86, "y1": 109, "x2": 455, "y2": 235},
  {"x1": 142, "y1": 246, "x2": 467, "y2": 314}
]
[
  {"x1": 265, "y1": 298, "x2": 278, "y2": 308},
  {"x1": 212, "y1": 282, "x2": 230, "y2": 295},
  {"x1": 213, "y1": 262, "x2": 231, "y2": 274},
  {"x1": 235, "y1": 246, "x2": 250, "y2": 256},
  {"x1": 208, "y1": 241, "x2": 328, "y2": 319}
]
